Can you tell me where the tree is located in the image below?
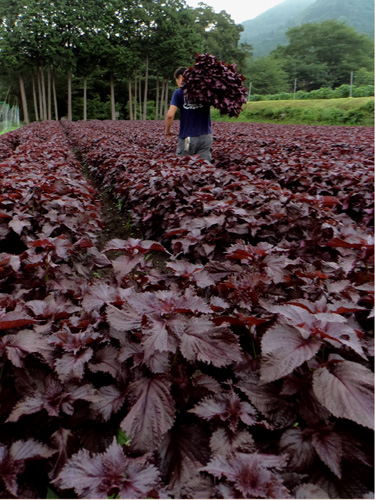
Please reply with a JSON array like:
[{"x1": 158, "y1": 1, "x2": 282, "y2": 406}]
[
  {"x1": 150, "y1": 1, "x2": 202, "y2": 118},
  {"x1": 245, "y1": 56, "x2": 289, "y2": 95},
  {"x1": 354, "y1": 67, "x2": 374, "y2": 86},
  {"x1": 190, "y1": 3, "x2": 251, "y2": 71},
  {"x1": 0, "y1": 0, "x2": 252, "y2": 122},
  {"x1": 272, "y1": 20, "x2": 374, "y2": 90},
  {"x1": 0, "y1": 0, "x2": 56, "y2": 122}
]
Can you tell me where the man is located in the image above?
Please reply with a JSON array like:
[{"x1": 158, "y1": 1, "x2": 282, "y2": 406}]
[{"x1": 165, "y1": 66, "x2": 213, "y2": 162}]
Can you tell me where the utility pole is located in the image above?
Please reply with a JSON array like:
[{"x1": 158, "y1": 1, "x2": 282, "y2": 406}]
[{"x1": 248, "y1": 82, "x2": 252, "y2": 101}]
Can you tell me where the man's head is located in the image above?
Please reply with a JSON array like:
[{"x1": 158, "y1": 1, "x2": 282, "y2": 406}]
[{"x1": 174, "y1": 67, "x2": 187, "y2": 88}]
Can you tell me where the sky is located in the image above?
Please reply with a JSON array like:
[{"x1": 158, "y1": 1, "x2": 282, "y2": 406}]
[{"x1": 186, "y1": 0, "x2": 285, "y2": 24}]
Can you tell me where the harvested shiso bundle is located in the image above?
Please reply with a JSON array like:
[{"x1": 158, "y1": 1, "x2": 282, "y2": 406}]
[{"x1": 182, "y1": 53, "x2": 248, "y2": 117}]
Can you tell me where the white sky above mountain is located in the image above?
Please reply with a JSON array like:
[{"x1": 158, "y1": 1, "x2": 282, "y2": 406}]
[{"x1": 186, "y1": 0, "x2": 285, "y2": 23}]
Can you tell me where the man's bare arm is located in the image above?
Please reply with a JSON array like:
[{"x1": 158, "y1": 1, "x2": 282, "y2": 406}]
[{"x1": 165, "y1": 105, "x2": 178, "y2": 136}]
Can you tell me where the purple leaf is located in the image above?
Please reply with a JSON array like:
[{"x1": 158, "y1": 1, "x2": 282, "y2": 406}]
[
  {"x1": 82, "y1": 282, "x2": 132, "y2": 311},
  {"x1": 103, "y1": 237, "x2": 168, "y2": 255},
  {"x1": 88, "y1": 345, "x2": 122, "y2": 378},
  {"x1": 26, "y1": 294, "x2": 80, "y2": 318},
  {"x1": 54, "y1": 348, "x2": 94, "y2": 382},
  {"x1": 142, "y1": 316, "x2": 179, "y2": 356},
  {"x1": 55, "y1": 439, "x2": 159, "y2": 499},
  {"x1": 111, "y1": 253, "x2": 145, "y2": 281},
  {"x1": 295, "y1": 483, "x2": 330, "y2": 498},
  {"x1": 190, "y1": 389, "x2": 257, "y2": 431},
  {"x1": 9, "y1": 214, "x2": 32, "y2": 234},
  {"x1": 91, "y1": 385, "x2": 126, "y2": 421},
  {"x1": 201, "y1": 452, "x2": 289, "y2": 498},
  {"x1": 311, "y1": 427, "x2": 343, "y2": 478},
  {"x1": 2, "y1": 330, "x2": 52, "y2": 368},
  {"x1": 236, "y1": 372, "x2": 298, "y2": 428},
  {"x1": 0, "y1": 308, "x2": 35, "y2": 330},
  {"x1": 127, "y1": 289, "x2": 211, "y2": 316},
  {"x1": 120, "y1": 376, "x2": 175, "y2": 453},
  {"x1": 11, "y1": 439, "x2": 55, "y2": 461},
  {"x1": 179, "y1": 317, "x2": 243, "y2": 367},
  {"x1": 158, "y1": 420, "x2": 211, "y2": 497},
  {"x1": 6, "y1": 375, "x2": 96, "y2": 422},
  {"x1": 210, "y1": 428, "x2": 256, "y2": 457},
  {"x1": 0, "y1": 440, "x2": 55, "y2": 497},
  {"x1": 260, "y1": 324, "x2": 322, "y2": 383},
  {"x1": 106, "y1": 303, "x2": 142, "y2": 332},
  {"x1": 312, "y1": 359, "x2": 374, "y2": 429},
  {"x1": 279, "y1": 428, "x2": 315, "y2": 471}
]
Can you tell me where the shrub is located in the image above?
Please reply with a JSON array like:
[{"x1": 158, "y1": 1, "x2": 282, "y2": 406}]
[
  {"x1": 309, "y1": 87, "x2": 335, "y2": 99},
  {"x1": 248, "y1": 94, "x2": 263, "y2": 101},
  {"x1": 352, "y1": 85, "x2": 375, "y2": 97},
  {"x1": 295, "y1": 90, "x2": 310, "y2": 100}
]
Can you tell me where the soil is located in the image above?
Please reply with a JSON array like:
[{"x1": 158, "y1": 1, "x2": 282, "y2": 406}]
[
  {"x1": 82, "y1": 166, "x2": 170, "y2": 272},
  {"x1": 95, "y1": 187, "x2": 143, "y2": 251}
]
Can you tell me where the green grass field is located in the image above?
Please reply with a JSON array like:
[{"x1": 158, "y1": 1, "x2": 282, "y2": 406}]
[{"x1": 212, "y1": 96, "x2": 374, "y2": 126}]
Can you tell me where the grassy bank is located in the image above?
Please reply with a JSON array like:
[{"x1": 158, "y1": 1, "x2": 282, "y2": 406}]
[
  {"x1": 0, "y1": 125, "x2": 20, "y2": 135},
  {"x1": 212, "y1": 97, "x2": 374, "y2": 126}
]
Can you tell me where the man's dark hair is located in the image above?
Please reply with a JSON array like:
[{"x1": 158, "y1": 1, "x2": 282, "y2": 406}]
[{"x1": 174, "y1": 67, "x2": 187, "y2": 79}]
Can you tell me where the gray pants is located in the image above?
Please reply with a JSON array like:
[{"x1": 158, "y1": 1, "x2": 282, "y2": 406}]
[{"x1": 177, "y1": 134, "x2": 213, "y2": 162}]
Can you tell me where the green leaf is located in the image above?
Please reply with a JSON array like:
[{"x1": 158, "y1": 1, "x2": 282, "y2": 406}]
[
  {"x1": 116, "y1": 428, "x2": 131, "y2": 446},
  {"x1": 46, "y1": 487, "x2": 60, "y2": 499}
]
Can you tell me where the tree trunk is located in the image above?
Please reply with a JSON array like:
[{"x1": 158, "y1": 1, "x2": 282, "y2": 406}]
[
  {"x1": 155, "y1": 77, "x2": 160, "y2": 120},
  {"x1": 110, "y1": 75, "x2": 116, "y2": 120},
  {"x1": 160, "y1": 79, "x2": 165, "y2": 119},
  {"x1": 37, "y1": 71, "x2": 43, "y2": 120},
  {"x1": 128, "y1": 78, "x2": 133, "y2": 121},
  {"x1": 67, "y1": 72, "x2": 72, "y2": 120},
  {"x1": 47, "y1": 66, "x2": 52, "y2": 120},
  {"x1": 40, "y1": 67, "x2": 47, "y2": 121},
  {"x1": 164, "y1": 79, "x2": 169, "y2": 116},
  {"x1": 138, "y1": 74, "x2": 142, "y2": 120},
  {"x1": 32, "y1": 75, "x2": 39, "y2": 122},
  {"x1": 52, "y1": 74, "x2": 58, "y2": 120},
  {"x1": 83, "y1": 77, "x2": 87, "y2": 121},
  {"x1": 143, "y1": 53, "x2": 149, "y2": 120},
  {"x1": 19, "y1": 74, "x2": 29, "y2": 124},
  {"x1": 134, "y1": 74, "x2": 137, "y2": 120}
]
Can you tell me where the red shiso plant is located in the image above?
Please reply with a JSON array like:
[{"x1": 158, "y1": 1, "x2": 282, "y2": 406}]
[
  {"x1": 182, "y1": 53, "x2": 248, "y2": 117},
  {"x1": 0, "y1": 120, "x2": 373, "y2": 499}
]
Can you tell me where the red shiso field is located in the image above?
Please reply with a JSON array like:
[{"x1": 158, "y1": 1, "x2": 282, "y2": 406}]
[{"x1": 0, "y1": 119, "x2": 373, "y2": 499}]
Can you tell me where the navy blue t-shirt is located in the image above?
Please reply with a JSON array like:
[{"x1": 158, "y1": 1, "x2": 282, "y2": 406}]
[{"x1": 170, "y1": 88, "x2": 212, "y2": 139}]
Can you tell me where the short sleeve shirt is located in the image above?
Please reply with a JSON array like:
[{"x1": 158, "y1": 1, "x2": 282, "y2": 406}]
[{"x1": 170, "y1": 88, "x2": 212, "y2": 139}]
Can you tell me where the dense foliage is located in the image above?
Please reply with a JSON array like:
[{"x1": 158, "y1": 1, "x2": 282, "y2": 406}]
[
  {"x1": 0, "y1": 120, "x2": 374, "y2": 499},
  {"x1": 182, "y1": 54, "x2": 248, "y2": 117},
  {"x1": 1, "y1": 0, "x2": 373, "y2": 121},
  {"x1": 0, "y1": 0, "x2": 247, "y2": 122},
  {"x1": 250, "y1": 85, "x2": 374, "y2": 101},
  {"x1": 272, "y1": 20, "x2": 374, "y2": 91},
  {"x1": 214, "y1": 98, "x2": 374, "y2": 127},
  {"x1": 245, "y1": 19, "x2": 374, "y2": 95}
]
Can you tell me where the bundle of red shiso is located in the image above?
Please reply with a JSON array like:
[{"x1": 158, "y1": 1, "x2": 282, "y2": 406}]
[{"x1": 182, "y1": 53, "x2": 248, "y2": 117}]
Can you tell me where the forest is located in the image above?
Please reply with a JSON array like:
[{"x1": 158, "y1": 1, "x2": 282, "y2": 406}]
[{"x1": 0, "y1": 0, "x2": 373, "y2": 122}]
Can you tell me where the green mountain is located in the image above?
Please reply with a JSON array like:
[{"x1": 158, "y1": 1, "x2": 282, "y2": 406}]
[{"x1": 240, "y1": 0, "x2": 374, "y2": 58}]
